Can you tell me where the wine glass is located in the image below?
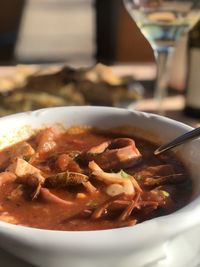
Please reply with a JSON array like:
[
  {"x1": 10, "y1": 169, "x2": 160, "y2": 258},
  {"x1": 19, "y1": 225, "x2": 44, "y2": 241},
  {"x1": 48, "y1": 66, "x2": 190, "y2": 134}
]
[{"x1": 124, "y1": 0, "x2": 200, "y2": 114}]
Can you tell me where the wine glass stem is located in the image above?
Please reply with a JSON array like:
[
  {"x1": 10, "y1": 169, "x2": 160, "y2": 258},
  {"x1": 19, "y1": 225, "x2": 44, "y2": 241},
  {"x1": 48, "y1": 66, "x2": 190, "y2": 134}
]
[{"x1": 153, "y1": 49, "x2": 172, "y2": 115}]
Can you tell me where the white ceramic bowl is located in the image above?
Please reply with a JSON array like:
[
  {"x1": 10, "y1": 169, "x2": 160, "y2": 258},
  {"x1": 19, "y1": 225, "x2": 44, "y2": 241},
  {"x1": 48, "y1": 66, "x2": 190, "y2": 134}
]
[{"x1": 0, "y1": 106, "x2": 200, "y2": 267}]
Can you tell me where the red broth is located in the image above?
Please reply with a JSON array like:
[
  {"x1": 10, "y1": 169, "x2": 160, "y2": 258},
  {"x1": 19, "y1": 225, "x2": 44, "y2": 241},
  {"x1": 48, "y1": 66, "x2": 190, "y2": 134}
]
[{"x1": 0, "y1": 126, "x2": 192, "y2": 231}]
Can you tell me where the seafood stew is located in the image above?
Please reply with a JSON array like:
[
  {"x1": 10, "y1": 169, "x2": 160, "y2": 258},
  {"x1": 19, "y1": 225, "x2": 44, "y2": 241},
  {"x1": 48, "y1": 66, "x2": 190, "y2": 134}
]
[{"x1": 0, "y1": 126, "x2": 192, "y2": 231}]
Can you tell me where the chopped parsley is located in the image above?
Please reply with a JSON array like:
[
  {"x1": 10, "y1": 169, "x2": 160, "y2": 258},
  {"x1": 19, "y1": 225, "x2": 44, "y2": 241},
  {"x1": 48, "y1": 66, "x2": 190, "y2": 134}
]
[
  {"x1": 161, "y1": 190, "x2": 170, "y2": 197},
  {"x1": 135, "y1": 174, "x2": 143, "y2": 181},
  {"x1": 23, "y1": 155, "x2": 31, "y2": 162},
  {"x1": 86, "y1": 200, "x2": 99, "y2": 208},
  {"x1": 120, "y1": 170, "x2": 129, "y2": 179}
]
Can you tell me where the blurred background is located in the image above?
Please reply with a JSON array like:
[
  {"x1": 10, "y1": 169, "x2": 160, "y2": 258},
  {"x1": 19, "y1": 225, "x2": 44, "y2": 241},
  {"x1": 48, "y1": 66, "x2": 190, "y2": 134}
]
[
  {"x1": 0, "y1": 0, "x2": 197, "y2": 124},
  {"x1": 0, "y1": 0, "x2": 154, "y2": 66}
]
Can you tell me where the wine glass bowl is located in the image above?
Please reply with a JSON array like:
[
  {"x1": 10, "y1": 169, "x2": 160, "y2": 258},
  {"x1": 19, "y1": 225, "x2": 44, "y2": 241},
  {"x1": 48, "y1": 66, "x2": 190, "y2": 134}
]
[{"x1": 124, "y1": 0, "x2": 200, "y2": 114}]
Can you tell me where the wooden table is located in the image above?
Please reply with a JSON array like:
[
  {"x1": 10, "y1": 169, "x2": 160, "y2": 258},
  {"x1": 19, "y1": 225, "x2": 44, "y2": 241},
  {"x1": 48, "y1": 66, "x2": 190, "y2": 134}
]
[
  {"x1": 113, "y1": 64, "x2": 199, "y2": 127},
  {"x1": 135, "y1": 95, "x2": 199, "y2": 128}
]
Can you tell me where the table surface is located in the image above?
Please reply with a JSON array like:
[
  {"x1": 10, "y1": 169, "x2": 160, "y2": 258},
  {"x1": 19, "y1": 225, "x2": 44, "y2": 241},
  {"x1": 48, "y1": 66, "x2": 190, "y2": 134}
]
[
  {"x1": 0, "y1": 63, "x2": 199, "y2": 128},
  {"x1": 114, "y1": 64, "x2": 199, "y2": 128}
]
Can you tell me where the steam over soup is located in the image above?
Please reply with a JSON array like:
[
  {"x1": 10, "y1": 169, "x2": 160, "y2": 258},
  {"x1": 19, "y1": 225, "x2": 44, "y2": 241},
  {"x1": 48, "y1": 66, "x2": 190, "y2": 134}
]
[{"x1": 0, "y1": 126, "x2": 192, "y2": 230}]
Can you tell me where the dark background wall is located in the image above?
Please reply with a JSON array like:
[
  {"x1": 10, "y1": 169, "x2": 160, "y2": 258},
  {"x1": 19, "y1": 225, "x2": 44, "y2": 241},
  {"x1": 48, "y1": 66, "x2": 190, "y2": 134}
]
[{"x1": 0, "y1": 0, "x2": 154, "y2": 65}]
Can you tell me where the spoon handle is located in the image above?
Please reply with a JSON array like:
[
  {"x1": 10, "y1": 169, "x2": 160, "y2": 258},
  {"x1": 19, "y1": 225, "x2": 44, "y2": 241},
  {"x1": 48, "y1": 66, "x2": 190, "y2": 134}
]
[{"x1": 154, "y1": 127, "x2": 200, "y2": 155}]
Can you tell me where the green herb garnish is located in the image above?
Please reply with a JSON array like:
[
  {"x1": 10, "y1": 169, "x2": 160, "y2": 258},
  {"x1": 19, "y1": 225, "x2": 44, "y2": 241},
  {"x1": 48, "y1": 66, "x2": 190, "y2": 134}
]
[
  {"x1": 120, "y1": 170, "x2": 129, "y2": 179},
  {"x1": 161, "y1": 190, "x2": 170, "y2": 197},
  {"x1": 23, "y1": 155, "x2": 31, "y2": 162},
  {"x1": 86, "y1": 200, "x2": 99, "y2": 208},
  {"x1": 88, "y1": 152, "x2": 98, "y2": 157},
  {"x1": 135, "y1": 174, "x2": 143, "y2": 181}
]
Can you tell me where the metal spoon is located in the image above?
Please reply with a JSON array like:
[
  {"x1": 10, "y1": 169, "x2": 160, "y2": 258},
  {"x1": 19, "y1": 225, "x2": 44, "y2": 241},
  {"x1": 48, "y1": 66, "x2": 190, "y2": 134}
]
[{"x1": 154, "y1": 127, "x2": 200, "y2": 155}]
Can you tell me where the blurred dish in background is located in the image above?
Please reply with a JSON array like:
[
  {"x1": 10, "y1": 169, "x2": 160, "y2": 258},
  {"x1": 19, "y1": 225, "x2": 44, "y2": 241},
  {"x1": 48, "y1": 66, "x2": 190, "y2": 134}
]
[{"x1": 0, "y1": 64, "x2": 143, "y2": 116}]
